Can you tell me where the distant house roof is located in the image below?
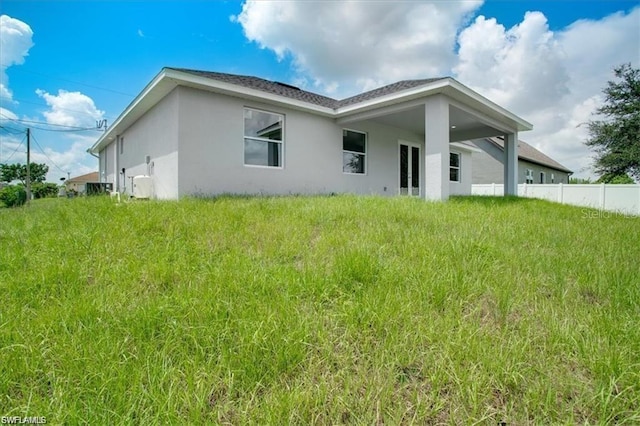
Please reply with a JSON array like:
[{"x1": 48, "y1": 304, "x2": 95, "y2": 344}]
[
  {"x1": 168, "y1": 68, "x2": 446, "y2": 109},
  {"x1": 487, "y1": 137, "x2": 572, "y2": 173},
  {"x1": 66, "y1": 172, "x2": 99, "y2": 184}
]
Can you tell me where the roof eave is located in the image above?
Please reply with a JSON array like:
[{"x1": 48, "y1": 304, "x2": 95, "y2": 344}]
[
  {"x1": 164, "y1": 69, "x2": 336, "y2": 116},
  {"x1": 90, "y1": 68, "x2": 175, "y2": 154},
  {"x1": 334, "y1": 79, "x2": 451, "y2": 117},
  {"x1": 445, "y1": 79, "x2": 533, "y2": 132}
]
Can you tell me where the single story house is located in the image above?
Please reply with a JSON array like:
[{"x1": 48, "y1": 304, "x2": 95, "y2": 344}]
[
  {"x1": 89, "y1": 68, "x2": 532, "y2": 200},
  {"x1": 65, "y1": 171, "x2": 100, "y2": 194},
  {"x1": 469, "y1": 137, "x2": 572, "y2": 184}
]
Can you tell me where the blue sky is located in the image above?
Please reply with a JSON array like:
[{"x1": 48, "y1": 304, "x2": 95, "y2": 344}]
[{"x1": 1, "y1": 0, "x2": 639, "y2": 181}]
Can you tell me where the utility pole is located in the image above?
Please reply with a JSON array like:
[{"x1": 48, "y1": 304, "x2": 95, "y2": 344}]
[{"x1": 26, "y1": 128, "x2": 31, "y2": 205}]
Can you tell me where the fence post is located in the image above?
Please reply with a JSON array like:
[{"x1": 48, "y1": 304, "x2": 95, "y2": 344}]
[
  {"x1": 491, "y1": 182, "x2": 496, "y2": 196},
  {"x1": 599, "y1": 183, "x2": 606, "y2": 210},
  {"x1": 558, "y1": 183, "x2": 563, "y2": 204},
  {"x1": 522, "y1": 183, "x2": 527, "y2": 197}
]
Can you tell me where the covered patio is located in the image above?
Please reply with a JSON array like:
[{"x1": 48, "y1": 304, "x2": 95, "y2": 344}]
[{"x1": 336, "y1": 80, "x2": 532, "y2": 200}]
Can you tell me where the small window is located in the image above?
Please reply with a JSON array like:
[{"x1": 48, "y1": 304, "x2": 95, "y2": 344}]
[
  {"x1": 449, "y1": 152, "x2": 460, "y2": 182},
  {"x1": 119, "y1": 137, "x2": 124, "y2": 155},
  {"x1": 244, "y1": 108, "x2": 283, "y2": 167},
  {"x1": 551, "y1": 173, "x2": 555, "y2": 183},
  {"x1": 525, "y1": 169, "x2": 534, "y2": 184},
  {"x1": 343, "y1": 129, "x2": 366, "y2": 174},
  {"x1": 539, "y1": 172, "x2": 545, "y2": 184}
]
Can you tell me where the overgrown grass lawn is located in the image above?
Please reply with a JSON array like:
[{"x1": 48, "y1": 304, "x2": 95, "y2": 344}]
[{"x1": 1, "y1": 195, "x2": 639, "y2": 424}]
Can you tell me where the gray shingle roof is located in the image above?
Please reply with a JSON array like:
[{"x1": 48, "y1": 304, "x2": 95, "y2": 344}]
[
  {"x1": 337, "y1": 79, "x2": 445, "y2": 107},
  {"x1": 168, "y1": 68, "x2": 446, "y2": 110},
  {"x1": 488, "y1": 137, "x2": 572, "y2": 173}
]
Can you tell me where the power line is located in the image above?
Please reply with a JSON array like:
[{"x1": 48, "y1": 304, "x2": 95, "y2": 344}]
[
  {"x1": 0, "y1": 65, "x2": 136, "y2": 98},
  {"x1": 1, "y1": 133, "x2": 26, "y2": 163},
  {"x1": 10, "y1": 97, "x2": 119, "y2": 121},
  {"x1": 30, "y1": 130, "x2": 68, "y2": 175},
  {"x1": 0, "y1": 113, "x2": 101, "y2": 132},
  {"x1": 0, "y1": 125, "x2": 27, "y2": 135}
]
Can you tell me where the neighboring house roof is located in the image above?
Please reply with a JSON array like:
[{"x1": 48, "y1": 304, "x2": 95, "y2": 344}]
[
  {"x1": 90, "y1": 67, "x2": 533, "y2": 154},
  {"x1": 66, "y1": 171, "x2": 99, "y2": 184},
  {"x1": 487, "y1": 137, "x2": 572, "y2": 173}
]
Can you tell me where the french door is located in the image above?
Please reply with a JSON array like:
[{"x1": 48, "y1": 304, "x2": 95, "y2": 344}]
[{"x1": 399, "y1": 142, "x2": 421, "y2": 196}]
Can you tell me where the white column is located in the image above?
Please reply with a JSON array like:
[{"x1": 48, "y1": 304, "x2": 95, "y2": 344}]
[
  {"x1": 424, "y1": 96, "x2": 450, "y2": 201},
  {"x1": 503, "y1": 132, "x2": 518, "y2": 196}
]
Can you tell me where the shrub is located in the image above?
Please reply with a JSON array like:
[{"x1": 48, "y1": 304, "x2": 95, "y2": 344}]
[
  {"x1": 32, "y1": 182, "x2": 60, "y2": 199},
  {"x1": 0, "y1": 185, "x2": 27, "y2": 207}
]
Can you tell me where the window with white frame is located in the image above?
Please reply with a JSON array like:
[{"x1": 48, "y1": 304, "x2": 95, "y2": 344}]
[
  {"x1": 551, "y1": 173, "x2": 555, "y2": 183},
  {"x1": 449, "y1": 152, "x2": 460, "y2": 182},
  {"x1": 244, "y1": 108, "x2": 283, "y2": 167},
  {"x1": 343, "y1": 129, "x2": 366, "y2": 174},
  {"x1": 539, "y1": 172, "x2": 545, "y2": 184},
  {"x1": 525, "y1": 169, "x2": 534, "y2": 184}
]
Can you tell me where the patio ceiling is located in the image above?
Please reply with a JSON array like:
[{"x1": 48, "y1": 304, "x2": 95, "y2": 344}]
[{"x1": 370, "y1": 104, "x2": 508, "y2": 143}]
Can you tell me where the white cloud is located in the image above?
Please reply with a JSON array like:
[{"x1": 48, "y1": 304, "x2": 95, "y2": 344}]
[
  {"x1": 0, "y1": 15, "x2": 34, "y2": 102},
  {"x1": 137, "y1": 29, "x2": 145, "y2": 38},
  {"x1": 455, "y1": 7, "x2": 640, "y2": 178},
  {"x1": 0, "y1": 136, "x2": 96, "y2": 182},
  {"x1": 35, "y1": 89, "x2": 105, "y2": 128},
  {"x1": 234, "y1": 0, "x2": 482, "y2": 96},
  {"x1": 0, "y1": 107, "x2": 18, "y2": 121}
]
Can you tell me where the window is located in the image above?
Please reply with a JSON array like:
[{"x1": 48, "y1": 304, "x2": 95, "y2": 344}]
[
  {"x1": 551, "y1": 173, "x2": 555, "y2": 183},
  {"x1": 119, "y1": 137, "x2": 124, "y2": 155},
  {"x1": 449, "y1": 152, "x2": 460, "y2": 182},
  {"x1": 525, "y1": 169, "x2": 534, "y2": 184},
  {"x1": 244, "y1": 108, "x2": 283, "y2": 167},
  {"x1": 343, "y1": 129, "x2": 366, "y2": 174},
  {"x1": 539, "y1": 172, "x2": 545, "y2": 184}
]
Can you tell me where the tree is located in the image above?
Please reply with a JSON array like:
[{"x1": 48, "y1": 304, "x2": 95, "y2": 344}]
[
  {"x1": 595, "y1": 173, "x2": 635, "y2": 184},
  {"x1": 0, "y1": 163, "x2": 49, "y2": 184},
  {"x1": 31, "y1": 182, "x2": 60, "y2": 199},
  {"x1": 586, "y1": 63, "x2": 640, "y2": 181}
]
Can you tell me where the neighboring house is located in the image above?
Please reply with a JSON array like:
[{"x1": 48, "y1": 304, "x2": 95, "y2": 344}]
[
  {"x1": 469, "y1": 137, "x2": 572, "y2": 184},
  {"x1": 65, "y1": 172, "x2": 100, "y2": 194},
  {"x1": 89, "y1": 68, "x2": 532, "y2": 200}
]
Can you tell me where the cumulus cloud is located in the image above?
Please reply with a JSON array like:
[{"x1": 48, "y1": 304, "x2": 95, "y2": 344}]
[
  {"x1": 455, "y1": 7, "x2": 640, "y2": 177},
  {"x1": 35, "y1": 89, "x2": 105, "y2": 128},
  {"x1": 0, "y1": 15, "x2": 34, "y2": 102},
  {"x1": 234, "y1": 0, "x2": 482, "y2": 96},
  {"x1": 454, "y1": 12, "x2": 570, "y2": 116}
]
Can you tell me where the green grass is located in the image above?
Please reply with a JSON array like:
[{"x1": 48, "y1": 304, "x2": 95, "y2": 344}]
[{"x1": 1, "y1": 195, "x2": 639, "y2": 424}]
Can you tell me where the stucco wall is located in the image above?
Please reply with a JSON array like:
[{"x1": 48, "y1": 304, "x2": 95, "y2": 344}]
[
  {"x1": 176, "y1": 86, "x2": 441, "y2": 198},
  {"x1": 449, "y1": 149, "x2": 473, "y2": 196},
  {"x1": 105, "y1": 89, "x2": 180, "y2": 199}
]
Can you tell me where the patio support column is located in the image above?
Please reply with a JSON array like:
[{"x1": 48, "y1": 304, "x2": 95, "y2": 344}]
[
  {"x1": 424, "y1": 95, "x2": 450, "y2": 201},
  {"x1": 504, "y1": 132, "x2": 518, "y2": 196}
]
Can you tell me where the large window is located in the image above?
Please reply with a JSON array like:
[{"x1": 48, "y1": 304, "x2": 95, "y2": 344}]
[
  {"x1": 244, "y1": 108, "x2": 283, "y2": 167},
  {"x1": 343, "y1": 129, "x2": 366, "y2": 174},
  {"x1": 449, "y1": 152, "x2": 460, "y2": 182}
]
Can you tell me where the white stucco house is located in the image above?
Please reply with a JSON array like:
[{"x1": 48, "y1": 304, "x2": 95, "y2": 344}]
[{"x1": 89, "y1": 68, "x2": 532, "y2": 200}]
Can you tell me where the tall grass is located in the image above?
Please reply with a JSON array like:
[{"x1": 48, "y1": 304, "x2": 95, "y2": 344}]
[{"x1": 1, "y1": 195, "x2": 638, "y2": 423}]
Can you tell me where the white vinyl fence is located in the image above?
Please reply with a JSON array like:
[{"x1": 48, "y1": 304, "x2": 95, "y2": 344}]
[{"x1": 471, "y1": 183, "x2": 640, "y2": 216}]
